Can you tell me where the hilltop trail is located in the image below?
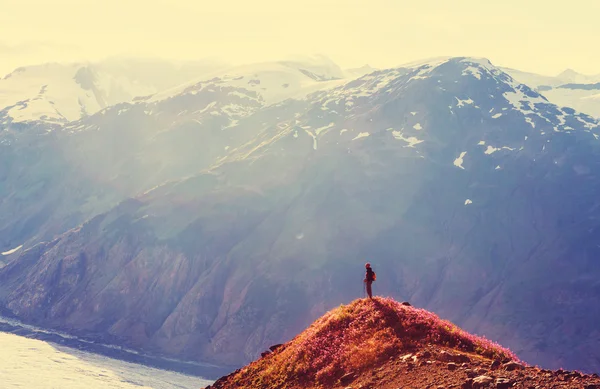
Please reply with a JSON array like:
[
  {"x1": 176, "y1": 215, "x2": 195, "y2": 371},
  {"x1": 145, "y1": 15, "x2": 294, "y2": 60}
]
[{"x1": 204, "y1": 298, "x2": 600, "y2": 389}]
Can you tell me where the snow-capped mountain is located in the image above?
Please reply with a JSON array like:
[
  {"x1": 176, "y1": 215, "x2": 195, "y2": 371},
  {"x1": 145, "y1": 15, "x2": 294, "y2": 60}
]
[
  {"x1": 0, "y1": 59, "x2": 226, "y2": 126},
  {"x1": 0, "y1": 63, "x2": 108, "y2": 125},
  {"x1": 227, "y1": 56, "x2": 597, "y2": 164},
  {"x1": 3, "y1": 56, "x2": 600, "y2": 375},
  {"x1": 149, "y1": 56, "x2": 348, "y2": 107},
  {"x1": 503, "y1": 67, "x2": 600, "y2": 117}
]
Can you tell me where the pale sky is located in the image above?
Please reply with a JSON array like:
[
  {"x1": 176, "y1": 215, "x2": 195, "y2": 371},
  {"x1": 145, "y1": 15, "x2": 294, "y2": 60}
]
[{"x1": 1, "y1": 0, "x2": 599, "y2": 76}]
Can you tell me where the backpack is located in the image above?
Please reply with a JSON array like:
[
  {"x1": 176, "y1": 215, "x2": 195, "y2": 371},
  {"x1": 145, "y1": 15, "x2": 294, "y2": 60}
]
[{"x1": 372, "y1": 272, "x2": 376, "y2": 281}]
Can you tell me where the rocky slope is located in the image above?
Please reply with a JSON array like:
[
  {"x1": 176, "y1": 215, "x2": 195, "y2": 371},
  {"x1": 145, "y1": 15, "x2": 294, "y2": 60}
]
[
  {"x1": 2, "y1": 57, "x2": 600, "y2": 373},
  {"x1": 205, "y1": 298, "x2": 600, "y2": 389}
]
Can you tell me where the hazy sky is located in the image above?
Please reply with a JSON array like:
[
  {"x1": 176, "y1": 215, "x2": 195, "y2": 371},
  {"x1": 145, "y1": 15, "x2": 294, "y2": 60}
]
[{"x1": 1, "y1": 0, "x2": 599, "y2": 76}]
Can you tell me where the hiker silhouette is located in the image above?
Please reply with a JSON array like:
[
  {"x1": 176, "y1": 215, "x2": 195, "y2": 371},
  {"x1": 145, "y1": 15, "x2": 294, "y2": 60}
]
[{"x1": 364, "y1": 263, "x2": 376, "y2": 299}]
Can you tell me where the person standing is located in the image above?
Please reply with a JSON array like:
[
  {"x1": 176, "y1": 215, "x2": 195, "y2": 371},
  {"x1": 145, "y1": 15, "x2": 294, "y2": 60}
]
[{"x1": 364, "y1": 263, "x2": 376, "y2": 299}]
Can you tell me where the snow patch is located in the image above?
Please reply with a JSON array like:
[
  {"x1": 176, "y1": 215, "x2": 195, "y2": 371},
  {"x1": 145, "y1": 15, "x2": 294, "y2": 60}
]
[
  {"x1": 464, "y1": 199, "x2": 473, "y2": 205},
  {"x1": 315, "y1": 122, "x2": 335, "y2": 135},
  {"x1": 575, "y1": 116, "x2": 598, "y2": 130},
  {"x1": 352, "y1": 132, "x2": 370, "y2": 140},
  {"x1": 1, "y1": 245, "x2": 22, "y2": 256},
  {"x1": 399, "y1": 57, "x2": 452, "y2": 82},
  {"x1": 525, "y1": 117, "x2": 536, "y2": 128},
  {"x1": 503, "y1": 85, "x2": 548, "y2": 116},
  {"x1": 485, "y1": 146, "x2": 498, "y2": 155},
  {"x1": 460, "y1": 58, "x2": 498, "y2": 81},
  {"x1": 391, "y1": 130, "x2": 424, "y2": 147},
  {"x1": 462, "y1": 67, "x2": 482, "y2": 80},
  {"x1": 413, "y1": 123, "x2": 423, "y2": 130},
  {"x1": 305, "y1": 130, "x2": 318, "y2": 150},
  {"x1": 492, "y1": 113, "x2": 503, "y2": 119},
  {"x1": 454, "y1": 152, "x2": 467, "y2": 169},
  {"x1": 485, "y1": 145, "x2": 515, "y2": 154},
  {"x1": 455, "y1": 97, "x2": 474, "y2": 107}
]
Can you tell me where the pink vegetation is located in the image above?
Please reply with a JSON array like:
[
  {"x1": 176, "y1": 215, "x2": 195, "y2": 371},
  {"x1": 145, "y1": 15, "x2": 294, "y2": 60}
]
[{"x1": 233, "y1": 297, "x2": 518, "y2": 387}]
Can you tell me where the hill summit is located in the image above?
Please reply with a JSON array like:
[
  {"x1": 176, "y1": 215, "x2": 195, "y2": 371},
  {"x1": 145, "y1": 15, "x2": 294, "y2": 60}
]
[{"x1": 204, "y1": 298, "x2": 600, "y2": 389}]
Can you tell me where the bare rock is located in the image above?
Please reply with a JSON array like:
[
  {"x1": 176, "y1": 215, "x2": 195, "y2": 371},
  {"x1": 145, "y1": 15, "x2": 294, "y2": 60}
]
[
  {"x1": 503, "y1": 361, "x2": 525, "y2": 371},
  {"x1": 472, "y1": 375, "x2": 493, "y2": 388},
  {"x1": 465, "y1": 369, "x2": 477, "y2": 378},
  {"x1": 495, "y1": 377, "x2": 514, "y2": 389},
  {"x1": 439, "y1": 350, "x2": 471, "y2": 363},
  {"x1": 269, "y1": 343, "x2": 284, "y2": 352},
  {"x1": 339, "y1": 372, "x2": 355, "y2": 385}
]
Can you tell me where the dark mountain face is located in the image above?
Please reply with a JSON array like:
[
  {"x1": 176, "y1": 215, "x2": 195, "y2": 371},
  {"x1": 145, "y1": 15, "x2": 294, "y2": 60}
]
[{"x1": 1, "y1": 57, "x2": 600, "y2": 372}]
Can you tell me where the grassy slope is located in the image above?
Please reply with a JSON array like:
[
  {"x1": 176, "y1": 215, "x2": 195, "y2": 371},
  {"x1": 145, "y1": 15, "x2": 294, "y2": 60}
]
[{"x1": 211, "y1": 297, "x2": 518, "y2": 388}]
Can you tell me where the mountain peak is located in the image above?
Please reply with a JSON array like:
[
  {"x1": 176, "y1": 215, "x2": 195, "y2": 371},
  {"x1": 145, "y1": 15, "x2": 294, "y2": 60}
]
[
  {"x1": 396, "y1": 56, "x2": 493, "y2": 71},
  {"x1": 205, "y1": 297, "x2": 521, "y2": 388},
  {"x1": 556, "y1": 68, "x2": 594, "y2": 84},
  {"x1": 206, "y1": 298, "x2": 600, "y2": 388},
  {"x1": 557, "y1": 68, "x2": 580, "y2": 77}
]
